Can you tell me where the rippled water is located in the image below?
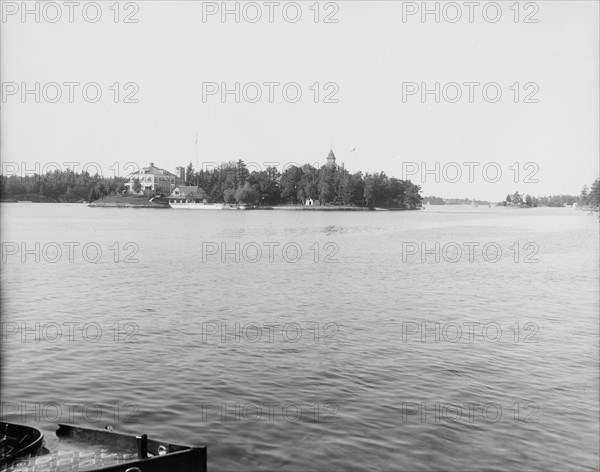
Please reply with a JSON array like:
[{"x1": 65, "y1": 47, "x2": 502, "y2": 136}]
[{"x1": 1, "y1": 204, "x2": 598, "y2": 471}]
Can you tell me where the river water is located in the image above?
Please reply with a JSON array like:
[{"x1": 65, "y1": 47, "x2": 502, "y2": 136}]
[{"x1": 1, "y1": 203, "x2": 598, "y2": 471}]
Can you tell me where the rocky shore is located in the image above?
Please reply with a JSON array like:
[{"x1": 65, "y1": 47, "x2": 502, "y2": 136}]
[{"x1": 88, "y1": 195, "x2": 170, "y2": 208}]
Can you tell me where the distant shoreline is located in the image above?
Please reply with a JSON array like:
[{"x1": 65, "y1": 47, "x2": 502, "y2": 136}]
[
  {"x1": 3, "y1": 199, "x2": 593, "y2": 211},
  {"x1": 3, "y1": 198, "x2": 595, "y2": 212}
]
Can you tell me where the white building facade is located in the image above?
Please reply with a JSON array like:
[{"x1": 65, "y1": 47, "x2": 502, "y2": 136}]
[{"x1": 125, "y1": 163, "x2": 177, "y2": 195}]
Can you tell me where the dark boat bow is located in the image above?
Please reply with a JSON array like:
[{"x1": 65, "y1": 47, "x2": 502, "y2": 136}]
[{"x1": 0, "y1": 422, "x2": 44, "y2": 466}]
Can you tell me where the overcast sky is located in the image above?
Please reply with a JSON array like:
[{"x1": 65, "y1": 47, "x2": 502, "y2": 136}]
[{"x1": 1, "y1": 1, "x2": 598, "y2": 200}]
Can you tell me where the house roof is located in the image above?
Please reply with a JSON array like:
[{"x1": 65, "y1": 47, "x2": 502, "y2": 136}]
[
  {"x1": 129, "y1": 163, "x2": 177, "y2": 178},
  {"x1": 327, "y1": 150, "x2": 336, "y2": 160},
  {"x1": 169, "y1": 186, "x2": 206, "y2": 198}
]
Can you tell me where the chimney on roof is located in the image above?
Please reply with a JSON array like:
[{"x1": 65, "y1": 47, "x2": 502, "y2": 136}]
[{"x1": 149, "y1": 162, "x2": 154, "y2": 167}]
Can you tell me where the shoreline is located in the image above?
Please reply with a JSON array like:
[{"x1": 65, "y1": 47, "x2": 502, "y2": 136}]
[
  {"x1": 88, "y1": 202, "x2": 171, "y2": 208},
  {"x1": 261, "y1": 205, "x2": 414, "y2": 211},
  {"x1": 87, "y1": 195, "x2": 170, "y2": 208},
  {"x1": 3, "y1": 199, "x2": 595, "y2": 212},
  {"x1": 85, "y1": 196, "x2": 420, "y2": 210}
]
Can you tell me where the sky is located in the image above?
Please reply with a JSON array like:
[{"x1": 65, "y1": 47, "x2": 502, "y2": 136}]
[{"x1": 1, "y1": 0, "x2": 598, "y2": 201}]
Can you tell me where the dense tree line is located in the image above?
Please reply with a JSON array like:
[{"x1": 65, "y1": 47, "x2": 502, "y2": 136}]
[
  {"x1": 0, "y1": 170, "x2": 126, "y2": 202},
  {"x1": 502, "y1": 180, "x2": 600, "y2": 208},
  {"x1": 8, "y1": 163, "x2": 593, "y2": 210},
  {"x1": 0, "y1": 160, "x2": 423, "y2": 208},
  {"x1": 578, "y1": 178, "x2": 600, "y2": 209},
  {"x1": 422, "y1": 196, "x2": 447, "y2": 205},
  {"x1": 422, "y1": 197, "x2": 490, "y2": 205},
  {"x1": 503, "y1": 191, "x2": 579, "y2": 207},
  {"x1": 185, "y1": 160, "x2": 423, "y2": 208}
]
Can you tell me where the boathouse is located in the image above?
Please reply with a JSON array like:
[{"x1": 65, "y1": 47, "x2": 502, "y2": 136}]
[{"x1": 168, "y1": 186, "x2": 207, "y2": 204}]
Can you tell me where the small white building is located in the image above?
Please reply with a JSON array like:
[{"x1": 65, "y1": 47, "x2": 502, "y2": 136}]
[{"x1": 305, "y1": 198, "x2": 314, "y2": 206}]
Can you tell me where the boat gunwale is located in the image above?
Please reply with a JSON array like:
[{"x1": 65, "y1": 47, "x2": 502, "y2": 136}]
[
  {"x1": 55, "y1": 423, "x2": 207, "y2": 472},
  {"x1": 1, "y1": 422, "x2": 207, "y2": 472}
]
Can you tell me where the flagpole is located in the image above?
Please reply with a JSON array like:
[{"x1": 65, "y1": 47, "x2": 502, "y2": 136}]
[{"x1": 195, "y1": 133, "x2": 199, "y2": 186}]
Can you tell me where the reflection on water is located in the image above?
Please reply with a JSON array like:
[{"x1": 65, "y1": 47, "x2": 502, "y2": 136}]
[{"x1": 1, "y1": 204, "x2": 598, "y2": 471}]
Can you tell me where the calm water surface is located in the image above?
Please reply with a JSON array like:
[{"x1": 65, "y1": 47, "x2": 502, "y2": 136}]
[{"x1": 1, "y1": 204, "x2": 598, "y2": 471}]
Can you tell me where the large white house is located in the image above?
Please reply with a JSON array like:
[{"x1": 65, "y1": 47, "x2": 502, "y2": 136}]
[{"x1": 125, "y1": 163, "x2": 177, "y2": 195}]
